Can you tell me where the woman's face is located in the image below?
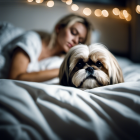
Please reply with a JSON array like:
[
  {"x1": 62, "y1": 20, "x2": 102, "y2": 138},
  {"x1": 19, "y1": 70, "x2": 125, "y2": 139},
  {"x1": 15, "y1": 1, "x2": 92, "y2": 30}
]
[{"x1": 56, "y1": 22, "x2": 87, "y2": 53}]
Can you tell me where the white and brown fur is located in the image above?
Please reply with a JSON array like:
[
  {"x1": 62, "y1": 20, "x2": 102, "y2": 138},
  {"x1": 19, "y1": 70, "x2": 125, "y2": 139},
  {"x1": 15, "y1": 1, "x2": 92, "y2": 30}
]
[{"x1": 59, "y1": 43, "x2": 124, "y2": 89}]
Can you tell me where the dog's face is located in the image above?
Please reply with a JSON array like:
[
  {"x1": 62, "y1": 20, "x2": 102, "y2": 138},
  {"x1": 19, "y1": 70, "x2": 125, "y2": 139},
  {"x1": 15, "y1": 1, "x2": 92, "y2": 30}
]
[{"x1": 59, "y1": 43, "x2": 124, "y2": 89}]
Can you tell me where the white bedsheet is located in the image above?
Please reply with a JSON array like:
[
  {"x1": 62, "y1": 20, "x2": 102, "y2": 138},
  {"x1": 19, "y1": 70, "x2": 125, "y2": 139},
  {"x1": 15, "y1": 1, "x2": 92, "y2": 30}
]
[
  {"x1": 0, "y1": 56, "x2": 140, "y2": 140},
  {"x1": 0, "y1": 22, "x2": 140, "y2": 140},
  {"x1": 0, "y1": 78, "x2": 140, "y2": 140}
]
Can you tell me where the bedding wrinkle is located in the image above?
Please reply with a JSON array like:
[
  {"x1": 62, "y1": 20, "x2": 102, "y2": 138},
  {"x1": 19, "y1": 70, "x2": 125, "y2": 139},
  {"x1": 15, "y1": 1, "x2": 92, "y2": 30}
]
[
  {"x1": 0, "y1": 79, "x2": 140, "y2": 140},
  {"x1": 77, "y1": 95, "x2": 118, "y2": 140},
  {"x1": 85, "y1": 82, "x2": 140, "y2": 114},
  {"x1": 37, "y1": 97, "x2": 97, "y2": 140},
  {"x1": 14, "y1": 81, "x2": 41, "y2": 102},
  {"x1": 14, "y1": 81, "x2": 101, "y2": 139},
  {"x1": 90, "y1": 95, "x2": 140, "y2": 140},
  {"x1": 21, "y1": 84, "x2": 94, "y2": 122},
  {"x1": 0, "y1": 80, "x2": 60, "y2": 140},
  {"x1": 13, "y1": 81, "x2": 97, "y2": 139},
  {"x1": 0, "y1": 125, "x2": 31, "y2": 140}
]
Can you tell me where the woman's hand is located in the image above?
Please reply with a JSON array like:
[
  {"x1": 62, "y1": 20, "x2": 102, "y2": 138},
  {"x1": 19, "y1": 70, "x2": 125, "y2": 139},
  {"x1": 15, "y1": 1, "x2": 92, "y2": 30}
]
[{"x1": 9, "y1": 47, "x2": 59, "y2": 82}]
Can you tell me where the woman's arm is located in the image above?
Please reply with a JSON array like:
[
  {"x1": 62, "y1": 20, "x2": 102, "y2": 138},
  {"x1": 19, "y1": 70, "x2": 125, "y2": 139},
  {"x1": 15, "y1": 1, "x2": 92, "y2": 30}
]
[{"x1": 9, "y1": 48, "x2": 59, "y2": 82}]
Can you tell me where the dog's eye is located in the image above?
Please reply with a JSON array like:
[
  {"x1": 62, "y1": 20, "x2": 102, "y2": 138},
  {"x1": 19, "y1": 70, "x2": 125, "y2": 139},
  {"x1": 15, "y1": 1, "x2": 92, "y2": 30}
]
[
  {"x1": 76, "y1": 60, "x2": 85, "y2": 69},
  {"x1": 96, "y1": 61, "x2": 103, "y2": 67}
]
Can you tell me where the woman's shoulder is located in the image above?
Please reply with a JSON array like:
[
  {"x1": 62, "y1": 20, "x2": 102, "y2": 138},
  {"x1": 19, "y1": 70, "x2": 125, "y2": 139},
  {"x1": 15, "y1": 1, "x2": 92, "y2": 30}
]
[
  {"x1": 34, "y1": 30, "x2": 51, "y2": 45},
  {"x1": 34, "y1": 30, "x2": 50, "y2": 40},
  {"x1": 21, "y1": 30, "x2": 41, "y2": 40}
]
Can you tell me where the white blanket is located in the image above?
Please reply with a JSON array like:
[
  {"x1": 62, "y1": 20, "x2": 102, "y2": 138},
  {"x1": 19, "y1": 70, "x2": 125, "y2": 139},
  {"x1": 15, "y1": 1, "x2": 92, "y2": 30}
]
[
  {"x1": 0, "y1": 56, "x2": 140, "y2": 140},
  {"x1": 0, "y1": 22, "x2": 140, "y2": 140}
]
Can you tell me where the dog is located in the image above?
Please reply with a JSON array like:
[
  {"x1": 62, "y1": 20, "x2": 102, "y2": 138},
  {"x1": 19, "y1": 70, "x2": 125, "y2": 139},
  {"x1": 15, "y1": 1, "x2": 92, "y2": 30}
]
[{"x1": 59, "y1": 43, "x2": 124, "y2": 89}]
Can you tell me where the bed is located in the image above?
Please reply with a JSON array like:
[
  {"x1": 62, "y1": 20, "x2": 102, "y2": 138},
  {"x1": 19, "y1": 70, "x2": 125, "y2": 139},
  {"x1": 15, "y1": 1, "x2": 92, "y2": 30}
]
[{"x1": 0, "y1": 22, "x2": 140, "y2": 140}]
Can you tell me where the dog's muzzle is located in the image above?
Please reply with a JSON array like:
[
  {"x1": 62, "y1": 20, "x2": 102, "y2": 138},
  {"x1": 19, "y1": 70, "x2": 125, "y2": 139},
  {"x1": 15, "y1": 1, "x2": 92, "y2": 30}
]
[{"x1": 86, "y1": 67, "x2": 94, "y2": 74}]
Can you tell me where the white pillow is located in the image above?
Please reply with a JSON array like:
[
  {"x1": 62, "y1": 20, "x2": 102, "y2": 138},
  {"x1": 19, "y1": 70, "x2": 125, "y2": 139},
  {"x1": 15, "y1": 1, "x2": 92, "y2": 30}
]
[{"x1": 0, "y1": 22, "x2": 25, "y2": 50}]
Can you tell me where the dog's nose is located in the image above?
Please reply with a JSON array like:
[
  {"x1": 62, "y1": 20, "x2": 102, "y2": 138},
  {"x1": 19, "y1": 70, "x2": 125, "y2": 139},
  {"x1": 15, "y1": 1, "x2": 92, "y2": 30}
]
[{"x1": 86, "y1": 67, "x2": 94, "y2": 73}]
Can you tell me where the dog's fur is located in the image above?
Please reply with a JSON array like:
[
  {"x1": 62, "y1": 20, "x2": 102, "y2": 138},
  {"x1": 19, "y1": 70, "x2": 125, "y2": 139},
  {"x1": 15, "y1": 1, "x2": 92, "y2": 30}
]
[{"x1": 59, "y1": 43, "x2": 124, "y2": 89}]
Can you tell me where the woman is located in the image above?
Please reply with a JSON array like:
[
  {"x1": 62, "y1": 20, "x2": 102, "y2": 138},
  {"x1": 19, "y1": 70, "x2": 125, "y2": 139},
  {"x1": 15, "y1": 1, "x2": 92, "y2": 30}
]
[{"x1": 1, "y1": 14, "x2": 93, "y2": 82}]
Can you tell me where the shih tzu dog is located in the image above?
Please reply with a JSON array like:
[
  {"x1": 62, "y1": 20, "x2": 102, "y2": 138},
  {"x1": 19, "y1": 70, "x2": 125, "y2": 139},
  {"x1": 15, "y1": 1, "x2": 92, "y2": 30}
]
[{"x1": 59, "y1": 43, "x2": 124, "y2": 89}]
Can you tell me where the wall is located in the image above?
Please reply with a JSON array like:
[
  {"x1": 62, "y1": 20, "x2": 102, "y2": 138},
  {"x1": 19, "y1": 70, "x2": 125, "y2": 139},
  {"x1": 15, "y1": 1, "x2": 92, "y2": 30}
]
[
  {"x1": 130, "y1": 0, "x2": 140, "y2": 62},
  {"x1": 0, "y1": 1, "x2": 130, "y2": 56}
]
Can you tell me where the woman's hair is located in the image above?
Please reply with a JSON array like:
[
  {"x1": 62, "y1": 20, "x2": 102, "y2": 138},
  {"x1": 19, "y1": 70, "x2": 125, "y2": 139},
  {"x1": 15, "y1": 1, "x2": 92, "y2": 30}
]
[{"x1": 48, "y1": 14, "x2": 93, "y2": 49}]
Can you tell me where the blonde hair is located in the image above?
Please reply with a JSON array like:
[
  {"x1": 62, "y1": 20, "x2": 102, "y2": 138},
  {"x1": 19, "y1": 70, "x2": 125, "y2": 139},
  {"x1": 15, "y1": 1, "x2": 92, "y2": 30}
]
[{"x1": 48, "y1": 14, "x2": 93, "y2": 49}]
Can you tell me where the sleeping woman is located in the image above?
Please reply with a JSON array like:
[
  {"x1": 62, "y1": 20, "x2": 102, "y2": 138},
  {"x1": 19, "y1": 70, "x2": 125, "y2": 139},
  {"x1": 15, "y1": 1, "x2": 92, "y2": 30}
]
[{"x1": 0, "y1": 14, "x2": 93, "y2": 82}]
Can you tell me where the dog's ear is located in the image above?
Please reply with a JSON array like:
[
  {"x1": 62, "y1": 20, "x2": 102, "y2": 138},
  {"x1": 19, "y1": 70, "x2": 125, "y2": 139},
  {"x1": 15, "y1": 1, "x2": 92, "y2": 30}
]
[
  {"x1": 109, "y1": 54, "x2": 124, "y2": 84},
  {"x1": 59, "y1": 44, "x2": 89, "y2": 86},
  {"x1": 59, "y1": 53, "x2": 71, "y2": 86}
]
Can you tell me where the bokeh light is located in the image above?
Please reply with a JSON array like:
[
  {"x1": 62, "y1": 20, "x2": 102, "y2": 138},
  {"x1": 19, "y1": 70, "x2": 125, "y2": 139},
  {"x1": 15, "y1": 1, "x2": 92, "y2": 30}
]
[
  {"x1": 94, "y1": 9, "x2": 102, "y2": 17},
  {"x1": 136, "y1": 5, "x2": 140, "y2": 14},
  {"x1": 83, "y1": 8, "x2": 92, "y2": 16},
  {"x1": 119, "y1": 10, "x2": 125, "y2": 19},
  {"x1": 123, "y1": 10, "x2": 129, "y2": 18},
  {"x1": 66, "y1": 0, "x2": 72, "y2": 5},
  {"x1": 36, "y1": 0, "x2": 43, "y2": 3},
  {"x1": 71, "y1": 4, "x2": 79, "y2": 11},
  {"x1": 27, "y1": 0, "x2": 33, "y2": 2},
  {"x1": 112, "y1": 8, "x2": 120, "y2": 15},
  {"x1": 47, "y1": 0, "x2": 54, "y2": 7},
  {"x1": 102, "y1": 10, "x2": 109, "y2": 17},
  {"x1": 126, "y1": 14, "x2": 132, "y2": 21}
]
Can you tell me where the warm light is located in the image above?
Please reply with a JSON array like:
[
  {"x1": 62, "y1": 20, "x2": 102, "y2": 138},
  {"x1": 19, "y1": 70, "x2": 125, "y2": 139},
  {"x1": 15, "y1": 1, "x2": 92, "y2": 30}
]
[
  {"x1": 83, "y1": 8, "x2": 92, "y2": 16},
  {"x1": 136, "y1": 5, "x2": 140, "y2": 14},
  {"x1": 71, "y1": 4, "x2": 79, "y2": 11},
  {"x1": 36, "y1": 0, "x2": 43, "y2": 3},
  {"x1": 61, "y1": 0, "x2": 67, "y2": 2},
  {"x1": 102, "y1": 10, "x2": 109, "y2": 17},
  {"x1": 66, "y1": 0, "x2": 72, "y2": 5},
  {"x1": 123, "y1": 10, "x2": 129, "y2": 18},
  {"x1": 126, "y1": 14, "x2": 132, "y2": 21},
  {"x1": 94, "y1": 9, "x2": 102, "y2": 17},
  {"x1": 119, "y1": 10, "x2": 125, "y2": 19},
  {"x1": 47, "y1": 1, "x2": 54, "y2": 7},
  {"x1": 112, "y1": 8, "x2": 120, "y2": 15},
  {"x1": 27, "y1": 0, "x2": 33, "y2": 2}
]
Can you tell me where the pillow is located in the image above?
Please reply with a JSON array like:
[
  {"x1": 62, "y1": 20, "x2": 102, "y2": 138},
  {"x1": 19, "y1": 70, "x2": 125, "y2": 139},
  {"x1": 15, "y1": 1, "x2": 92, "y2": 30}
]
[{"x1": 0, "y1": 22, "x2": 25, "y2": 50}]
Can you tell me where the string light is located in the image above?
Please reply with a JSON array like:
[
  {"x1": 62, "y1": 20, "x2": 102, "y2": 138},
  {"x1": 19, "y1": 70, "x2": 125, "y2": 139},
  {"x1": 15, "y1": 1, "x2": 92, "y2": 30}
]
[
  {"x1": 112, "y1": 8, "x2": 120, "y2": 15},
  {"x1": 83, "y1": 8, "x2": 91, "y2": 16},
  {"x1": 123, "y1": 10, "x2": 129, "y2": 18},
  {"x1": 136, "y1": 5, "x2": 140, "y2": 14},
  {"x1": 119, "y1": 10, "x2": 125, "y2": 19},
  {"x1": 126, "y1": 14, "x2": 132, "y2": 21},
  {"x1": 71, "y1": 4, "x2": 79, "y2": 11},
  {"x1": 102, "y1": 10, "x2": 109, "y2": 17},
  {"x1": 27, "y1": 0, "x2": 133, "y2": 21},
  {"x1": 47, "y1": 0, "x2": 54, "y2": 7},
  {"x1": 27, "y1": 0, "x2": 33, "y2": 2},
  {"x1": 36, "y1": 0, "x2": 43, "y2": 3},
  {"x1": 66, "y1": 0, "x2": 72, "y2": 5},
  {"x1": 94, "y1": 9, "x2": 102, "y2": 17}
]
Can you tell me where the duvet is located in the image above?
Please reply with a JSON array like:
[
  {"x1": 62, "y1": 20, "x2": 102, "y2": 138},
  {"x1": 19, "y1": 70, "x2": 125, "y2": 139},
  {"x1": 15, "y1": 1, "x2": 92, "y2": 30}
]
[
  {"x1": 0, "y1": 55, "x2": 140, "y2": 140},
  {"x1": 0, "y1": 22, "x2": 140, "y2": 140},
  {"x1": 0, "y1": 78, "x2": 140, "y2": 140}
]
